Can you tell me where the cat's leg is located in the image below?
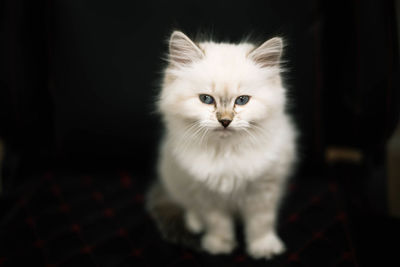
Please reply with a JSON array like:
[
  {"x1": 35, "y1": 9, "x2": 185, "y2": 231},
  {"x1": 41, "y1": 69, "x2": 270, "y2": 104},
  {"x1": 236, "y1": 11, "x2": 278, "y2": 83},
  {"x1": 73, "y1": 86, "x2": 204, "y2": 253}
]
[
  {"x1": 184, "y1": 210, "x2": 204, "y2": 234},
  {"x1": 242, "y1": 186, "x2": 285, "y2": 259},
  {"x1": 201, "y1": 210, "x2": 236, "y2": 254},
  {"x1": 244, "y1": 212, "x2": 285, "y2": 259}
]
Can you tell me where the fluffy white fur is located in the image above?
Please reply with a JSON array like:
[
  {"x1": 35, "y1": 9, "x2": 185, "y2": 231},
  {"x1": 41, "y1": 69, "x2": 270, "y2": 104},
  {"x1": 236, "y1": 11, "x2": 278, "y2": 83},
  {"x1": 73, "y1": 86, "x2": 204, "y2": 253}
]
[{"x1": 156, "y1": 31, "x2": 296, "y2": 259}]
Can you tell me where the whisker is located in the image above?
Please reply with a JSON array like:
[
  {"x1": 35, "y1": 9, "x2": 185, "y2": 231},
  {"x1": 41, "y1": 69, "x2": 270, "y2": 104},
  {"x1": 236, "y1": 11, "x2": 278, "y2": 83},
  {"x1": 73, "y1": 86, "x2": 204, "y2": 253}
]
[
  {"x1": 199, "y1": 127, "x2": 210, "y2": 148},
  {"x1": 178, "y1": 121, "x2": 202, "y2": 154},
  {"x1": 242, "y1": 127, "x2": 262, "y2": 146},
  {"x1": 249, "y1": 121, "x2": 271, "y2": 136}
]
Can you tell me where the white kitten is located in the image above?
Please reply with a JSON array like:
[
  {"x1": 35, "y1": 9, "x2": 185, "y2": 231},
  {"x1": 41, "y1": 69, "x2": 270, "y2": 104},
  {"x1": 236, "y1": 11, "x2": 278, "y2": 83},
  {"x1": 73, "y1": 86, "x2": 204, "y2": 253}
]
[{"x1": 148, "y1": 31, "x2": 297, "y2": 260}]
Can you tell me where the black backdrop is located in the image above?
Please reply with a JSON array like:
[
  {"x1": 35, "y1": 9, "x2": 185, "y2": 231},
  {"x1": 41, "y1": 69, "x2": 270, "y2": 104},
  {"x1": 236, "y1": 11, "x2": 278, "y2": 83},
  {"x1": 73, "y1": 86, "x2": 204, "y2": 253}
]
[
  {"x1": 1, "y1": 1, "x2": 400, "y2": 266},
  {"x1": 1, "y1": 0, "x2": 398, "y2": 175}
]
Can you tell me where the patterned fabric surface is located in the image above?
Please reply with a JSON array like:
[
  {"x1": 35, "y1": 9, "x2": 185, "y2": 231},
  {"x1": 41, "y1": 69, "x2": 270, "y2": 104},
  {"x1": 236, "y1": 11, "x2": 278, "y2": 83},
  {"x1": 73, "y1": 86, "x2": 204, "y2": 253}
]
[{"x1": 0, "y1": 171, "x2": 358, "y2": 267}]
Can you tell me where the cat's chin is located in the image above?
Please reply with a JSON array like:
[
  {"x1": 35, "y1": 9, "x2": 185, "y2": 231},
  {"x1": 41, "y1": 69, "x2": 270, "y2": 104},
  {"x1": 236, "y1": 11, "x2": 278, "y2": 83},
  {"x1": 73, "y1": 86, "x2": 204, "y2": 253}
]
[{"x1": 213, "y1": 127, "x2": 235, "y2": 138}]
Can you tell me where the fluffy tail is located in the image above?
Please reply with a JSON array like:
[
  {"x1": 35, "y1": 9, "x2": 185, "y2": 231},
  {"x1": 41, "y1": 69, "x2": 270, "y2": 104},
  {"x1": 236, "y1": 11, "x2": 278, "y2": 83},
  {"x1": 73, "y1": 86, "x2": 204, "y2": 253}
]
[{"x1": 145, "y1": 181, "x2": 201, "y2": 251}]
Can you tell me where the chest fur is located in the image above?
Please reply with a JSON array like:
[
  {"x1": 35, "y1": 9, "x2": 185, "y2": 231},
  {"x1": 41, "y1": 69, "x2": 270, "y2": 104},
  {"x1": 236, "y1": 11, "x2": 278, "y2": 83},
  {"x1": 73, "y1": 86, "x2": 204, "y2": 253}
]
[{"x1": 171, "y1": 140, "x2": 280, "y2": 184}]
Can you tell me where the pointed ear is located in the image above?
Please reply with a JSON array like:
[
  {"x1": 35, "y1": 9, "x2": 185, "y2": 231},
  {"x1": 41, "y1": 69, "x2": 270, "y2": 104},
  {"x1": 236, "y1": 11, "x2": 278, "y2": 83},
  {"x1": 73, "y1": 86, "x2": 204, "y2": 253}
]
[
  {"x1": 168, "y1": 31, "x2": 204, "y2": 67},
  {"x1": 248, "y1": 37, "x2": 283, "y2": 68}
]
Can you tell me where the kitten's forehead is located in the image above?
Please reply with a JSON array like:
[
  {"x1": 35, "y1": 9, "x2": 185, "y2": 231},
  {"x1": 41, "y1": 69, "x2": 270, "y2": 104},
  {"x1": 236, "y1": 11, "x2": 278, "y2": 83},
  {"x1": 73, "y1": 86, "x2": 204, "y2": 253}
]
[
  {"x1": 199, "y1": 43, "x2": 254, "y2": 73},
  {"x1": 211, "y1": 81, "x2": 241, "y2": 99},
  {"x1": 194, "y1": 42, "x2": 261, "y2": 91}
]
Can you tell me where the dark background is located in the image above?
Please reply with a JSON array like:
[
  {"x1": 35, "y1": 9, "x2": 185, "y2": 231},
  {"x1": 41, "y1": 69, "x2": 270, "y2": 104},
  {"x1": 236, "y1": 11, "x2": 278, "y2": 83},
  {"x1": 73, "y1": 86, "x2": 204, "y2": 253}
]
[
  {"x1": 0, "y1": 0, "x2": 399, "y2": 266},
  {"x1": 1, "y1": 0, "x2": 398, "y2": 174}
]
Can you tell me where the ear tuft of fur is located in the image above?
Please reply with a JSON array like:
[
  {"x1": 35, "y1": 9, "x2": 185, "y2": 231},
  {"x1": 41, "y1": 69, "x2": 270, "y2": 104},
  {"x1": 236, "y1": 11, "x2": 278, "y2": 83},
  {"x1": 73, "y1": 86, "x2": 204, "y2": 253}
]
[
  {"x1": 169, "y1": 31, "x2": 204, "y2": 68},
  {"x1": 248, "y1": 37, "x2": 283, "y2": 68}
]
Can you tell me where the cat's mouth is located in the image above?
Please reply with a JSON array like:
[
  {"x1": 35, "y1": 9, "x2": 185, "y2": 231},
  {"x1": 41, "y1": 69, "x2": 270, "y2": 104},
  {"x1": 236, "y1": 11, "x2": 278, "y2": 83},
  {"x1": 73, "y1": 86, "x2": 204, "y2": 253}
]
[
  {"x1": 213, "y1": 127, "x2": 235, "y2": 137},
  {"x1": 214, "y1": 128, "x2": 235, "y2": 138},
  {"x1": 214, "y1": 127, "x2": 234, "y2": 132}
]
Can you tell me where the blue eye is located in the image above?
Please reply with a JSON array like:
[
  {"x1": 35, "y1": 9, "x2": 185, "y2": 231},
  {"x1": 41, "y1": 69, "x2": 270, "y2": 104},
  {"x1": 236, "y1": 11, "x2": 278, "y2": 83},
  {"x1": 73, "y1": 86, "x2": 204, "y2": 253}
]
[
  {"x1": 199, "y1": 94, "x2": 214, "y2": 105},
  {"x1": 235, "y1": 95, "x2": 250, "y2": 105}
]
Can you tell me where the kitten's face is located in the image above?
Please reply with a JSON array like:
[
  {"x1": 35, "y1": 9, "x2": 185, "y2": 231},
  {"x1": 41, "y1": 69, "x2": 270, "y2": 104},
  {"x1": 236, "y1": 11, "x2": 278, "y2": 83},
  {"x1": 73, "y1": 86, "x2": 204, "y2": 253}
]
[{"x1": 160, "y1": 32, "x2": 285, "y2": 139}]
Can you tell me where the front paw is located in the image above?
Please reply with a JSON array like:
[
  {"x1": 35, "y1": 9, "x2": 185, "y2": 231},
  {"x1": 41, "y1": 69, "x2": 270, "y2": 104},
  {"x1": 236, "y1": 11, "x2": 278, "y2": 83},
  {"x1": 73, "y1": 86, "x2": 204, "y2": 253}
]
[
  {"x1": 247, "y1": 233, "x2": 285, "y2": 259},
  {"x1": 201, "y1": 233, "x2": 236, "y2": 255},
  {"x1": 184, "y1": 211, "x2": 204, "y2": 234}
]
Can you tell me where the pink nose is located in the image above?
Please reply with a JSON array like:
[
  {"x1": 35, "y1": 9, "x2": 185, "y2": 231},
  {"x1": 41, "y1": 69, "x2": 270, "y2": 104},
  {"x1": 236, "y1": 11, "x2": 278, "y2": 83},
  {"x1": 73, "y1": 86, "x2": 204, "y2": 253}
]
[{"x1": 219, "y1": 119, "x2": 231, "y2": 128}]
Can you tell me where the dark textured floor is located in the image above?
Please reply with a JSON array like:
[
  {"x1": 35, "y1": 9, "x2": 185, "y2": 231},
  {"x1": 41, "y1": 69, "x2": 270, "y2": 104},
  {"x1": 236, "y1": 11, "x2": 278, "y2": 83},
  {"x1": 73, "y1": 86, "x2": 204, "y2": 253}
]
[{"x1": 0, "y1": 168, "x2": 366, "y2": 267}]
